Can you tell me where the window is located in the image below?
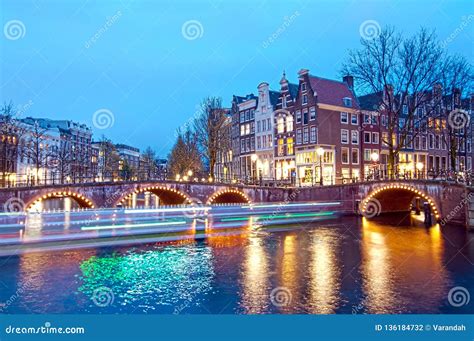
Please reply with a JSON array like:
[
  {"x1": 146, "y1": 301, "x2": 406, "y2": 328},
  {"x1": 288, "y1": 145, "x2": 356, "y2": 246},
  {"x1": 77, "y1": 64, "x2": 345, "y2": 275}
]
[
  {"x1": 277, "y1": 138, "x2": 284, "y2": 156},
  {"x1": 250, "y1": 109, "x2": 255, "y2": 119},
  {"x1": 351, "y1": 130, "x2": 359, "y2": 145},
  {"x1": 286, "y1": 116, "x2": 293, "y2": 132},
  {"x1": 302, "y1": 94, "x2": 308, "y2": 105},
  {"x1": 364, "y1": 113, "x2": 370, "y2": 124},
  {"x1": 422, "y1": 136, "x2": 427, "y2": 150},
  {"x1": 343, "y1": 97, "x2": 352, "y2": 107},
  {"x1": 277, "y1": 117, "x2": 284, "y2": 133},
  {"x1": 257, "y1": 120, "x2": 261, "y2": 133},
  {"x1": 240, "y1": 112, "x2": 244, "y2": 123},
  {"x1": 262, "y1": 120, "x2": 266, "y2": 132},
  {"x1": 429, "y1": 134, "x2": 434, "y2": 149},
  {"x1": 303, "y1": 109, "x2": 309, "y2": 125},
  {"x1": 372, "y1": 132, "x2": 379, "y2": 144},
  {"x1": 364, "y1": 132, "x2": 371, "y2": 143},
  {"x1": 250, "y1": 122, "x2": 254, "y2": 134},
  {"x1": 241, "y1": 139, "x2": 245, "y2": 152},
  {"x1": 257, "y1": 136, "x2": 261, "y2": 149},
  {"x1": 296, "y1": 129, "x2": 302, "y2": 144},
  {"x1": 267, "y1": 118, "x2": 271, "y2": 130},
  {"x1": 341, "y1": 112, "x2": 349, "y2": 124},
  {"x1": 310, "y1": 107, "x2": 316, "y2": 121},
  {"x1": 371, "y1": 114, "x2": 377, "y2": 125},
  {"x1": 245, "y1": 110, "x2": 250, "y2": 121},
  {"x1": 341, "y1": 147, "x2": 349, "y2": 164},
  {"x1": 435, "y1": 135, "x2": 440, "y2": 149},
  {"x1": 240, "y1": 125, "x2": 245, "y2": 136},
  {"x1": 364, "y1": 149, "x2": 371, "y2": 161},
  {"x1": 296, "y1": 110, "x2": 301, "y2": 123},
  {"x1": 303, "y1": 127, "x2": 309, "y2": 143},
  {"x1": 351, "y1": 113, "x2": 358, "y2": 125},
  {"x1": 403, "y1": 104, "x2": 408, "y2": 115},
  {"x1": 414, "y1": 136, "x2": 420, "y2": 149},
  {"x1": 351, "y1": 148, "x2": 359, "y2": 164},
  {"x1": 341, "y1": 129, "x2": 349, "y2": 144},
  {"x1": 287, "y1": 138, "x2": 294, "y2": 155},
  {"x1": 399, "y1": 118, "x2": 405, "y2": 129},
  {"x1": 381, "y1": 115, "x2": 387, "y2": 127},
  {"x1": 282, "y1": 96, "x2": 287, "y2": 108},
  {"x1": 301, "y1": 82, "x2": 307, "y2": 91},
  {"x1": 310, "y1": 126, "x2": 317, "y2": 143},
  {"x1": 267, "y1": 134, "x2": 272, "y2": 147}
]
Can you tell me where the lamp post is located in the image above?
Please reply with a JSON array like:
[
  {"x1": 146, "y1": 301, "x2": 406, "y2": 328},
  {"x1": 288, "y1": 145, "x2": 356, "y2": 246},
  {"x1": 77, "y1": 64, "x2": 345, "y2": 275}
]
[
  {"x1": 416, "y1": 162, "x2": 424, "y2": 179},
  {"x1": 316, "y1": 147, "x2": 324, "y2": 186},
  {"x1": 251, "y1": 154, "x2": 258, "y2": 184},
  {"x1": 370, "y1": 152, "x2": 379, "y2": 180}
]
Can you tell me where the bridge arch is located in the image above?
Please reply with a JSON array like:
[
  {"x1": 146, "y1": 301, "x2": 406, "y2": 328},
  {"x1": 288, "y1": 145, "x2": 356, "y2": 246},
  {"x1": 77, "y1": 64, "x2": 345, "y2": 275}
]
[
  {"x1": 26, "y1": 191, "x2": 95, "y2": 211},
  {"x1": 206, "y1": 189, "x2": 251, "y2": 205},
  {"x1": 116, "y1": 185, "x2": 192, "y2": 207},
  {"x1": 361, "y1": 184, "x2": 440, "y2": 220}
]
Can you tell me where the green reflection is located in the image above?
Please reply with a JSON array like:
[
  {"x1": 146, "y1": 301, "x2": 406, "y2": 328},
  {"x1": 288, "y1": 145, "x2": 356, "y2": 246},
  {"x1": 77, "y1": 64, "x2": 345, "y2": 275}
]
[{"x1": 78, "y1": 245, "x2": 214, "y2": 312}]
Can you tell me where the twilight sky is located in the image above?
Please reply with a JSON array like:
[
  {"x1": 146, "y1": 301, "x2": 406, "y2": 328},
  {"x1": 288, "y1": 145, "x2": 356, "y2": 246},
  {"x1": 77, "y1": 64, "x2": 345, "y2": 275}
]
[{"x1": 1, "y1": 0, "x2": 472, "y2": 157}]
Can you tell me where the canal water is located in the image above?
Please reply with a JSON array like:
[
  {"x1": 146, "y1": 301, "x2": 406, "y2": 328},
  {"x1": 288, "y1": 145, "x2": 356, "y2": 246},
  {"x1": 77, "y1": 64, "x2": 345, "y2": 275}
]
[{"x1": 0, "y1": 214, "x2": 473, "y2": 314}]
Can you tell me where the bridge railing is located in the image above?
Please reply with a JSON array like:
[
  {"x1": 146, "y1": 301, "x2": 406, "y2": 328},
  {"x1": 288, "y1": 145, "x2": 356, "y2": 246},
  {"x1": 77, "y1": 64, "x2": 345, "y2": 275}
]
[{"x1": 1, "y1": 170, "x2": 473, "y2": 189}]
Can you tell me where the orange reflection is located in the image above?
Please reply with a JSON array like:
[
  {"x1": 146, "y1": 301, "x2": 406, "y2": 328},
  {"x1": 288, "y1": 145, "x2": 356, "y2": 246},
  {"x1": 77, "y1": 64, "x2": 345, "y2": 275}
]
[
  {"x1": 308, "y1": 232, "x2": 340, "y2": 313},
  {"x1": 361, "y1": 218, "x2": 447, "y2": 313},
  {"x1": 240, "y1": 235, "x2": 269, "y2": 313}
]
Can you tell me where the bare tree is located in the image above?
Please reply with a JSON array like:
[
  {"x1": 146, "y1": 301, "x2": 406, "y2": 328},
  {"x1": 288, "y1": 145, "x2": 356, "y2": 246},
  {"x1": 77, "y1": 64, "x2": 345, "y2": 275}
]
[
  {"x1": 139, "y1": 147, "x2": 158, "y2": 180},
  {"x1": 193, "y1": 97, "x2": 230, "y2": 178},
  {"x1": 21, "y1": 119, "x2": 56, "y2": 185},
  {"x1": 97, "y1": 136, "x2": 120, "y2": 181},
  {"x1": 0, "y1": 101, "x2": 24, "y2": 186},
  {"x1": 342, "y1": 27, "x2": 472, "y2": 176},
  {"x1": 50, "y1": 135, "x2": 72, "y2": 184},
  {"x1": 167, "y1": 128, "x2": 202, "y2": 177}
]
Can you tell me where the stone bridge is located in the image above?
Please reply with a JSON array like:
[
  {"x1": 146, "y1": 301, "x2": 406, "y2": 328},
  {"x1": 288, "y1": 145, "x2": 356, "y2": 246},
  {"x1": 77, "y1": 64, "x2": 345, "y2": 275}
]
[{"x1": 0, "y1": 180, "x2": 471, "y2": 227}]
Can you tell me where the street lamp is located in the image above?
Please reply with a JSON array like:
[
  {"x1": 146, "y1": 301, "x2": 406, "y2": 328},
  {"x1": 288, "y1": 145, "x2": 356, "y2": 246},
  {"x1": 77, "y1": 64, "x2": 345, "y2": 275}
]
[
  {"x1": 371, "y1": 152, "x2": 379, "y2": 180},
  {"x1": 175, "y1": 174, "x2": 180, "y2": 181},
  {"x1": 251, "y1": 154, "x2": 258, "y2": 184},
  {"x1": 416, "y1": 162, "x2": 424, "y2": 179},
  {"x1": 187, "y1": 170, "x2": 193, "y2": 177},
  {"x1": 316, "y1": 147, "x2": 324, "y2": 186}
]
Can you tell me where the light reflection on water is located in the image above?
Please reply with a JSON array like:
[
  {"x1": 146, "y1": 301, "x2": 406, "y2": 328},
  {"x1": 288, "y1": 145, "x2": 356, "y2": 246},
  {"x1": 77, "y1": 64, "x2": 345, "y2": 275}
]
[{"x1": 0, "y1": 215, "x2": 473, "y2": 314}]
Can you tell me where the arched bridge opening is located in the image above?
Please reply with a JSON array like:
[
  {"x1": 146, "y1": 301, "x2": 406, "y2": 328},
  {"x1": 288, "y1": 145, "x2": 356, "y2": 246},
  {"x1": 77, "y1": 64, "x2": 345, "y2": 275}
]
[
  {"x1": 117, "y1": 186, "x2": 191, "y2": 208},
  {"x1": 360, "y1": 184, "x2": 440, "y2": 220},
  {"x1": 27, "y1": 191, "x2": 95, "y2": 212},
  {"x1": 207, "y1": 189, "x2": 251, "y2": 205}
]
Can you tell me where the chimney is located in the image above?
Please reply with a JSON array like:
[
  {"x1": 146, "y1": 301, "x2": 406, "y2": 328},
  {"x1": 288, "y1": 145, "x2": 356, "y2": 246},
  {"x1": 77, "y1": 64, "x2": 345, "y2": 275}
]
[
  {"x1": 343, "y1": 75, "x2": 354, "y2": 89},
  {"x1": 298, "y1": 68, "x2": 309, "y2": 77}
]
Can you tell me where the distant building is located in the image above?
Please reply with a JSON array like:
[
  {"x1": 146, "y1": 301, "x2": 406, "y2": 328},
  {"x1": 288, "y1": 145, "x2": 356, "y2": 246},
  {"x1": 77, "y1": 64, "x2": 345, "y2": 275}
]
[{"x1": 116, "y1": 143, "x2": 140, "y2": 172}]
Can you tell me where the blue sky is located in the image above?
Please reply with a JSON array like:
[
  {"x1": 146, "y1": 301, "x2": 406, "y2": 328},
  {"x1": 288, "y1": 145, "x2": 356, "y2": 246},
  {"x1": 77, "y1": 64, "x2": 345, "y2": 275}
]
[{"x1": 1, "y1": 0, "x2": 473, "y2": 157}]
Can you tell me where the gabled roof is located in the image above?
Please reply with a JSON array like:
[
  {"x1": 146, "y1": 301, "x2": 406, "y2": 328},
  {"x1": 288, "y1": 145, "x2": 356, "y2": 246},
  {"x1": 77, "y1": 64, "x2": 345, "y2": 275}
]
[
  {"x1": 269, "y1": 90, "x2": 281, "y2": 107},
  {"x1": 358, "y1": 92, "x2": 383, "y2": 111},
  {"x1": 288, "y1": 83, "x2": 298, "y2": 99},
  {"x1": 308, "y1": 76, "x2": 359, "y2": 109}
]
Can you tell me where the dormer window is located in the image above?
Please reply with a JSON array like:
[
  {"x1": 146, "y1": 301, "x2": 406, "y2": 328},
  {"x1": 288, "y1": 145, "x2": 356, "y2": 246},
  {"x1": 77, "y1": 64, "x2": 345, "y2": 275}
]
[
  {"x1": 343, "y1": 97, "x2": 352, "y2": 107},
  {"x1": 282, "y1": 96, "x2": 287, "y2": 108},
  {"x1": 301, "y1": 83, "x2": 307, "y2": 91}
]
